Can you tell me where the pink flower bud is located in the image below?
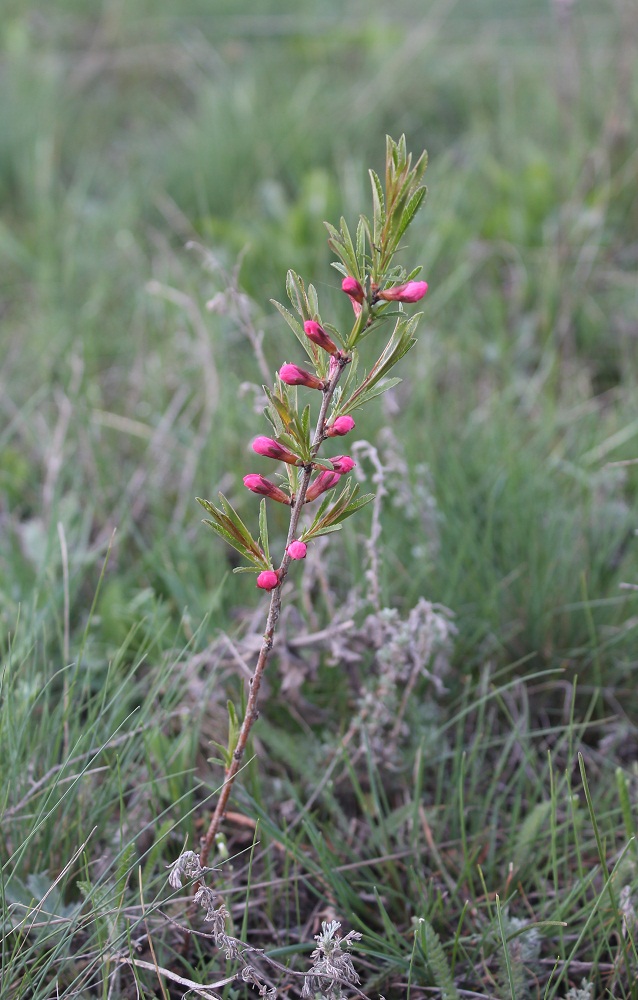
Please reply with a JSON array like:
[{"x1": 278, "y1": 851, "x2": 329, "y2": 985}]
[
  {"x1": 287, "y1": 540, "x2": 307, "y2": 560},
  {"x1": 325, "y1": 415, "x2": 355, "y2": 437},
  {"x1": 305, "y1": 470, "x2": 341, "y2": 502},
  {"x1": 279, "y1": 363, "x2": 325, "y2": 390},
  {"x1": 376, "y1": 281, "x2": 428, "y2": 304},
  {"x1": 329, "y1": 455, "x2": 356, "y2": 474},
  {"x1": 304, "y1": 320, "x2": 338, "y2": 356},
  {"x1": 341, "y1": 277, "x2": 365, "y2": 304},
  {"x1": 252, "y1": 436, "x2": 300, "y2": 465},
  {"x1": 243, "y1": 474, "x2": 291, "y2": 505},
  {"x1": 257, "y1": 570, "x2": 279, "y2": 590}
]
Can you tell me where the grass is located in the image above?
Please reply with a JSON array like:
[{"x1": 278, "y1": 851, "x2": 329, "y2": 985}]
[{"x1": 1, "y1": 0, "x2": 638, "y2": 997}]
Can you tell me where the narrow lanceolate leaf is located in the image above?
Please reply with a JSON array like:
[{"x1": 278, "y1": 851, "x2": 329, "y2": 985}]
[
  {"x1": 307, "y1": 282, "x2": 319, "y2": 317},
  {"x1": 300, "y1": 404, "x2": 311, "y2": 442},
  {"x1": 271, "y1": 299, "x2": 316, "y2": 362},
  {"x1": 258, "y1": 499, "x2": 270, "y2": 566},
  {"x1": 302, "y1": 523, "x2": 343, "y2": 539},
  {"x1": 264, "y1": 385, "x2": 295, "y2": 434},
  {"x1": 285, "y1": 269, "x2": 309, "y2": 318},
  {"x1": 277, "y1": 408, "x2": 310, "y2": 464},
  {"x1": 361, "y1": 215, "x2": 376, "y2": 271},
  {"x1": 340, "y1": 314, "x2": 419, "y2": 414},
  {"x1": 342, "y1": 376, "x2": 402, "y2": 412},
  {"x1": 369, "y1": 168, "x2": 386, "y2": 244},
  {"x1": 356, "y1": 216, "x2": 367, "y2": 275},
  {"x1": 302, "y1": 479, "x2": 374, "y2": 541},
  {"x1": 395, "y1": 185, "x2": 427, "y2": 244},
  {"x1": 325, "y1": 218, "x2": 361, "y2": 280},
  {"x1": 332, "y1": 491, "x2": 375, "y2": 523},
  {"x1": 197, "y1": 495, "x2": 268, "y2": 568}
]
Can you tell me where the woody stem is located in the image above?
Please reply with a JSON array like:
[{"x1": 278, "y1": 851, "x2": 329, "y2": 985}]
[{"x1": 198, "y1": 354, "x2": 349, "y2": 870}]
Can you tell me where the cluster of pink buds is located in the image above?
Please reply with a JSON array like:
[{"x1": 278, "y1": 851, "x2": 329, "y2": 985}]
[
  {"x1": 244, "y1": 410, "x2": 356, "y2": 585},
  {"x1": 243, "y1": 235, "x2": 427, "y2": 590},
  {"x1": 341, "y1": 276, "x2": 428, "y2": 309}
]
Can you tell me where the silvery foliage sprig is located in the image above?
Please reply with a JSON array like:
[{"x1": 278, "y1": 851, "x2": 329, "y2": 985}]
[
  {"x1": 169, "y1": 852, "x2": 276, "y2": 997},
  {"x1": 565, "y1": 981, "x2": 593, "y2": 1000},
  {"x1": 194, "y1": 135, "x2": 430, "y2": 871},
  {"x1": 169, "y1": 854, "x2": 364, "y2": 1000},
  {"x1": 302, "y1": 921, "x2": 362, "y2": 1000}
]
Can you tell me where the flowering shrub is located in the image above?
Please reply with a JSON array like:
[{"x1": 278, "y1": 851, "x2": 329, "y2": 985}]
[{"x1": 195, "y1": 134, "x2": 429, "y2": 874}]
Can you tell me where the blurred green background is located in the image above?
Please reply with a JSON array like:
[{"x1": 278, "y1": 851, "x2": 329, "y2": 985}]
[
  {"x1": 2, "y1": 0, "x2": 636, "y2": 670},
  {"x1": 1, "y1": 1, "x2": 638, "y2": 996}
]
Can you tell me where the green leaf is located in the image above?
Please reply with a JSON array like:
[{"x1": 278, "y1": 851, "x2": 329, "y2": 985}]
[
  {"x1": 276, "y1": 415, "x2": 312, "y2": 462},
  {"x1": 311, "y1": 489, "x2": 334, "y2": 522},
  {"x1": 303, "y1": 524, "x2": 342, "y2": 539},
  {"x1": 341, "y1": 314, "x2": 419, "y2": 414},
  {"x1": 271, "y1": 299, "x2": 316, "y2": 362},
  {"x1": 197, "y1": 496, "x2": 268, "y2": 568},
  {"x1": 356, "y1": 216, "x2": 367, "y2": 274},
  {"x1": 286, "y1": 269, "x2": 308, "y2": 317},
  {"x1": 341, "y1": 377, "x2": 403, "y2": 414},
  {"x1": 395, "y1": 185, "x2": 427, "y2": 243},
  {"x1": 307, "y1": 283, "x2": 319, "y2": 316},
  {"x1": 300, "y1": 404, "x2": 311, "y2": 444},
  {"x1": 219, "y1": 493, "x2": 257, "y2": 545},
  {"x1": 325, "y1": 217, "x2": 361, "y2": 279},
  {"x1": 303, "y1": 480, "x2": 374, "y2": 539},
  {"x1": 323, "y1": 320, "x2": 346, "y2": 351},
  {"x1": 264, "y1": 385, "x2": 295, "y2": 433},
  {"x1": 201, "y1": 518, "x2": 240, "y2": 551},
  {"x1": 259, "y1": 499, "x2": 270, "y2": 566},
  {"x1": 369, "y1": 168, "x2": 386, "y2": 243},
  {"x1": 336, "y1": 492, "x2": 375, "y2": 521}
]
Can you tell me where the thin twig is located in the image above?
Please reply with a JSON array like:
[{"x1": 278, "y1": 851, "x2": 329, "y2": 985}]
[{"x1": 198, "y1": 353, "x2": 350, "y2": 870}]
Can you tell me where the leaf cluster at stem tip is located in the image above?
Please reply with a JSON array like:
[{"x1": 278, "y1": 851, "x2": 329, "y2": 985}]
[{"x1": 198, "y1": 135, "x2": 429, "y2": 587}]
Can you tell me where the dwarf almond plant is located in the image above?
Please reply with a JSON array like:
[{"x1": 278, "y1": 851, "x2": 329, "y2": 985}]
[{"x1": 185, "y1": 138, "x2": 430, "y2": 957}]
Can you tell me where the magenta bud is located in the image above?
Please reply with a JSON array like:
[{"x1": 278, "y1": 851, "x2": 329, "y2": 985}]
[
  {"x1": 257, "y1": 570, "x2": 279, "y2": 591},
  {"x1": 304, "y1": 320, "x2": 338, "y2": 356},
  {"x1": 305, "y1": 470, "x2": 341, "y2": 502},
  {"x1": 252, "y1": 436, "x2": 300, "y2": 465},
  {"x1": 329, "y1": 455, "x2": 356, "y2": 474},
  {"x1": 376, "y1": 281, "x2": 428, "y2": 304},
  {"x1": 326, "y1": 415, "x2": 355, "y2": 437},
  {"x1": 279, "y1": 363, "x2": 325, "y2": 390},
  {"x1": 243, "y1": 474, "x2": 291, "y2": 505},
  {"x1": 341, "y1": 276, "x2": 365, "y2": 304},
  {"x1": 287, "y1": 540, "x2": 307, "y2": 560}
]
